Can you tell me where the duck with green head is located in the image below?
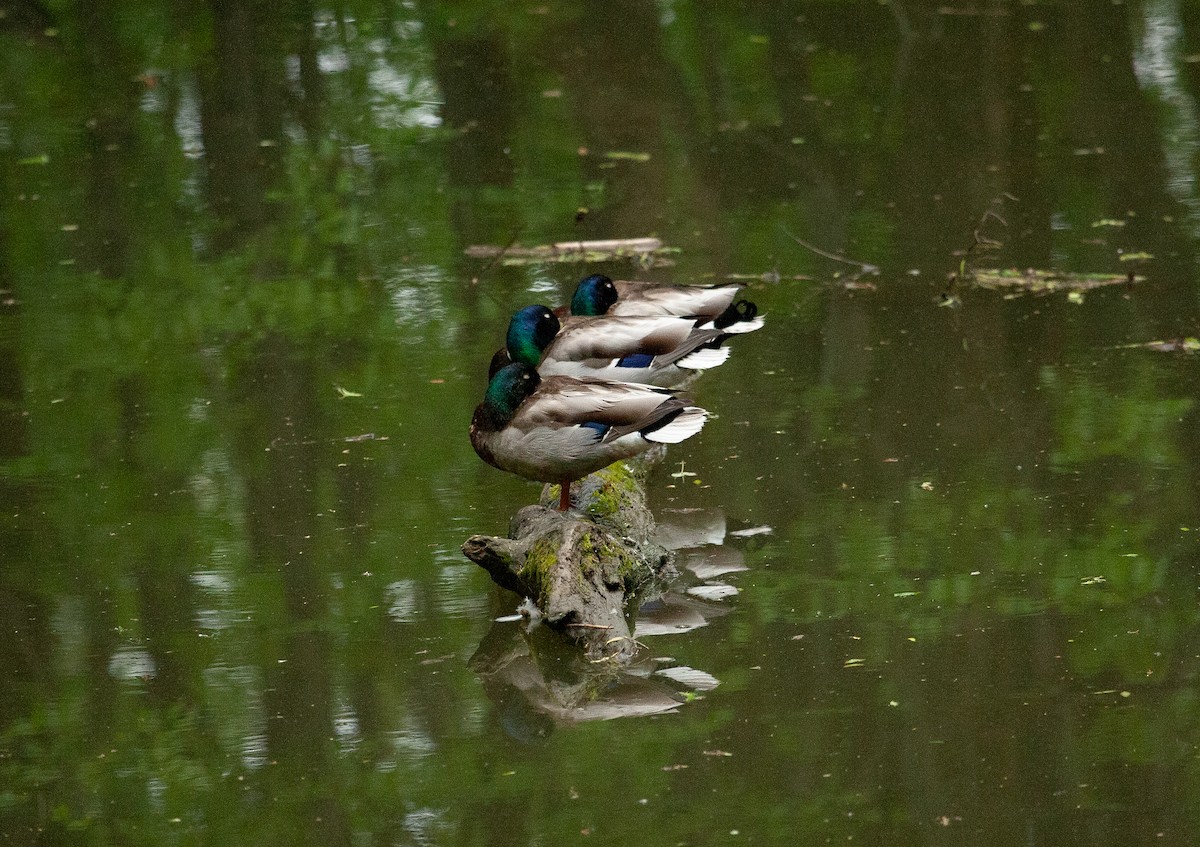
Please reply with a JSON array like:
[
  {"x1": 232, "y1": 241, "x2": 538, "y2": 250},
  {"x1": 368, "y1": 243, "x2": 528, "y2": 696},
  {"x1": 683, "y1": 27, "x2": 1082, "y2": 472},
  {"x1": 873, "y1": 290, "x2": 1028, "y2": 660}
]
[
  {"x1": 470, "y1": 362, "x2": 708, "y2": 511},
  {"x1": 571, "y1": 274, "x2": 763, "y2": 333},
  {"x1": 490, "y1": 304, "x2": 737, "y2": 388}
]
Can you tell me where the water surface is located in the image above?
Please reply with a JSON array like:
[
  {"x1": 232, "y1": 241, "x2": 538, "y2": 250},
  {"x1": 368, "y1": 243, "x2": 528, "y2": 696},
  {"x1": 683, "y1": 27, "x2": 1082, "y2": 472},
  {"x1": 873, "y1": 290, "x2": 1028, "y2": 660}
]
[{"x1": 2, "y1": 1, "x2": 1199, "y2": 844}]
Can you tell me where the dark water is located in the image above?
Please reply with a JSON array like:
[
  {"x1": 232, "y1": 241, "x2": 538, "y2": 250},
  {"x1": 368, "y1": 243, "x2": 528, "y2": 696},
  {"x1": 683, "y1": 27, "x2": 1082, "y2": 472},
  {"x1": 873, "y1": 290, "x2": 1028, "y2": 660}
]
[{"x1": 2, "y1": 0, "x2": 1200, "y2": 844}]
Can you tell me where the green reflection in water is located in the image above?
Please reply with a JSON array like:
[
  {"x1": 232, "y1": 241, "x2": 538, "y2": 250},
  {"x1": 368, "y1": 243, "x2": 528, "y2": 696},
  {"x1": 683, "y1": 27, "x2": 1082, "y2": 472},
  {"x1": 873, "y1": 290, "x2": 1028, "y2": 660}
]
[{"x1": 2, "y1": 0, "x2": 1200, "y2": 845}]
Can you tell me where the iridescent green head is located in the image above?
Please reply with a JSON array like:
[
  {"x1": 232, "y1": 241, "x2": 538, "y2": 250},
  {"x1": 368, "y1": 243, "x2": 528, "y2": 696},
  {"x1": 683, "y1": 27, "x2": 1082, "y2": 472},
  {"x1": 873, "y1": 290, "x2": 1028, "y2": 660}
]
[
  {"x1": 506, "y1": 305, "x2": 560, "y2": 366},
  {"x1": 482, "y1": 362, "x2": 540, "y2": 423},
  {"x1": 570, "y1": 274, "x2": 619, "y2": 316}
]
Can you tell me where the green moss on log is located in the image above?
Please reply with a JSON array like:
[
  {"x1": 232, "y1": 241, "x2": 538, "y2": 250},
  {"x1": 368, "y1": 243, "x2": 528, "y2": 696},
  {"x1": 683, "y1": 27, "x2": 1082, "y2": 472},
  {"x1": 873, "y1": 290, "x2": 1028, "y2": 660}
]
[
  {"x1": 575, "y1": 527, "x2": 641, "y2": 588},
  {"x1": 516, "y1": 520, "x2": 649, "y2": 606},
  {"x1": 598, "y1": 536, "x2": 643, "y2": 587},
  {"x1": 585, "y1": 462, "x2": 642, "y2": 520},
  {"x1": 464, "y1": 450, "x2": 671, "y2": 656},
  {"x1": 522, "y1": 534, "x2": 562, "y2": 597}
]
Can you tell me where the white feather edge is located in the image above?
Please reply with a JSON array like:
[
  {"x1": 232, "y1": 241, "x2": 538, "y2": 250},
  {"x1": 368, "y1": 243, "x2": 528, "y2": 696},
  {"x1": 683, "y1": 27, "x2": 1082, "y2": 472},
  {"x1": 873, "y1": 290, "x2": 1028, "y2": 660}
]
[
  {"x1": 643, "y1": 406, "x2": 707, "y2": 444},
  {"x1": 675, "y1": 345, "x2": 732, "y2": 370},
  {"x1": 696, "y1": 314, "x2": 768, "y2": 333}
]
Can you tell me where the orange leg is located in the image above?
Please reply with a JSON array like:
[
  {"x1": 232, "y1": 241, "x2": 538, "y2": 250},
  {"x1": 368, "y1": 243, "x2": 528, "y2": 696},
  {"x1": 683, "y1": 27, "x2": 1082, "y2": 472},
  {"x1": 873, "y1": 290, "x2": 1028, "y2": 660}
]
[{"x1": 558, "y1": 479, "x2": 571, "y2": 511}]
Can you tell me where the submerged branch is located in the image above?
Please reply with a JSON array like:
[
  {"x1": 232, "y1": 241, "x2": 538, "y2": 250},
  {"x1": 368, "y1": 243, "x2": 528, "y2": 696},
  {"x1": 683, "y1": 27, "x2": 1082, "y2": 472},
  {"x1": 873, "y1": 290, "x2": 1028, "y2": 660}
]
[{"x1": 779, "y1": 226, "x2": 880, "y2": 276}]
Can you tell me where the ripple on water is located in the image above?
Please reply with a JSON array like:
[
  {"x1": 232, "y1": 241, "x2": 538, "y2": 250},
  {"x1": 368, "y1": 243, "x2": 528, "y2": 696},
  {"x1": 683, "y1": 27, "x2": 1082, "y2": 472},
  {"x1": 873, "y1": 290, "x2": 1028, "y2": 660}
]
[
  {"x1": 434, "y1": 560, "x2": 488, "y2": 620},
  {"x1": 333, "y1": 705, "x2": 361, "y2": 752},
  {"x1": 389, "y1": 716, "x2": 437, "y2": 761},
  {"x1": 386, "y1": 579, "x2": 421, "y2": 623},
  {"x1": 107, "y1": 647, "x2": 156, "y2": 680},
  {"x1": 191, "y1": 568, "x2": 252, "y2": 632}
]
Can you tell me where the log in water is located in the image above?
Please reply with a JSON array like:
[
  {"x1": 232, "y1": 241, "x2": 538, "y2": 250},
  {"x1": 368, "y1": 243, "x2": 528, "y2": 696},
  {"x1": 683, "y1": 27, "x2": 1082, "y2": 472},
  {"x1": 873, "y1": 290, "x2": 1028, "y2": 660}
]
[{"x1": 462, "y1": 452, "x2": 674, "y2": 661}]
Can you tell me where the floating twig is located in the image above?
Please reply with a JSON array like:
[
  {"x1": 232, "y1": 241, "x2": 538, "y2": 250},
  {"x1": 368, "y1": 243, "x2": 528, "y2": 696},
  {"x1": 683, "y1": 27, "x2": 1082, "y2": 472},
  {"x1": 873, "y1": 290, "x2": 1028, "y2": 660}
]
[
  {"x1": 780, "y1": 226, "x2": 880, "y2": 276},
  {"x1": 941, "y1": 194, "x2": 1016, "y2": 305},
  {"x1": 1110, "y1": 337, "x2": 1198, "y2": 353},
  {"x1": 725, "y1": 271, "x2": 817, "y2": 283},
  {"x1": 972, "y1": 268, "x2": 1144, "y2": 294}
]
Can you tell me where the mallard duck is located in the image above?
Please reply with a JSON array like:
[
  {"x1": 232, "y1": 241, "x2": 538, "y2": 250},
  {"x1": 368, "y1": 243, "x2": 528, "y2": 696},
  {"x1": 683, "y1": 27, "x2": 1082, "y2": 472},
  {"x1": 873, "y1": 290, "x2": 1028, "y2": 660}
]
[
  {"x1": 490, "y1": 305, "x2": 734, "y2": 388},
  {"x1": 470, "y1": 362, "x2": 707, "y2": 511},
  {"x1": 570, "y1": 274, "x2": 763, "y2": 333}
]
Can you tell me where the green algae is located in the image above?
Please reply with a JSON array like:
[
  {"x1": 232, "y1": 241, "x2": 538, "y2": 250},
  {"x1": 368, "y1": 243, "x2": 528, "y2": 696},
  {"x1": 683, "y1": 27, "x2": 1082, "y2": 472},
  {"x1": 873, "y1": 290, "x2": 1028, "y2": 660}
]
[
  {"x1": 521, "y1": 534, "x2": 562, "y2": 595},
  {"x1": 585, "y1": 462, "x2": 642, "y2": 519}
]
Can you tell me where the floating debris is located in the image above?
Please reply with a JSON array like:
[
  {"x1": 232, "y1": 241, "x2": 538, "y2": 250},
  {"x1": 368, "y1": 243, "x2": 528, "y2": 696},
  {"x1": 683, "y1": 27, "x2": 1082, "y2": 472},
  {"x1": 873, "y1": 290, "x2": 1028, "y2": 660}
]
[
  {"x1": 604, "y1": 151, "x2": 652, "y2": 163},
  {"x1": 670, "y1": 461, "x2": 697, "y2": 479},
  {"x1": 464, "y1": 237, "x2": 676, "y2": 267},
  {"x1": 726, "y1": 271, "x2": 817, "y2": 283},
  {"x1": 1114, "y1": 337, "x2": 1200, "y2": 354},
  {"x1": 971, "y1": 268, "x2": 1142, "y2": 296}
]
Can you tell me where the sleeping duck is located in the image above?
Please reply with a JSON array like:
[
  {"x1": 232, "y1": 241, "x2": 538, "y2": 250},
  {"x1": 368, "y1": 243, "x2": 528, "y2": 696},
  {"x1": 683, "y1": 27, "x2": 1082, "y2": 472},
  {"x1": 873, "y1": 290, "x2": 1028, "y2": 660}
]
[
  {"x1": 470, "y1": 362, "x2": 707, "y2": 511},
  {"x1": 490, "y1": 305, "x2": 734, "y2": 388},
  {"x1": 570, "y1": 274, "x2": 763, "y2": 333}
]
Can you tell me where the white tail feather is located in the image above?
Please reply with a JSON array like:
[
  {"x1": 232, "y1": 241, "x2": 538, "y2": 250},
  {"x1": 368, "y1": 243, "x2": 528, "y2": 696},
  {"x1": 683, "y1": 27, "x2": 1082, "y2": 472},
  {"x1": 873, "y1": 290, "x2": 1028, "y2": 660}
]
[
  {"x1": 676, "y1": 345, "x2": 732, "y2": 370},
  {"x1": 717, "y1": 315, "x2": 765, "y2": 334},
  {"x1": 696, "y1": 316, "x2": 765, "y2": 334},
  {"x1": 644, "y1": 407, "x2": 707, "y2": 444}
]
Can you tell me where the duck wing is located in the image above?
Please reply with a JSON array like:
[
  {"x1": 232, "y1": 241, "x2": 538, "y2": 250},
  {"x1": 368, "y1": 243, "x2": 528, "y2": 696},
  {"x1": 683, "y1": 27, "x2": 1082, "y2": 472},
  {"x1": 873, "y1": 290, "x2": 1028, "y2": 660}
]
[
  {"x1": 515, "y1": 377, "x2": 672, "y2": 427},
  {"x1": 650, "y1": 326, "x2": 730, "y2": 367},
  {"x1": 610, "y1": 281, "x2": 744, "y2": 318},
  {"x1": 514, "y1": 377, "x2": 705, "y2": 443},
  {"x1": 545, "y1": 315, "x2": 699, "y2": 361},
  {"x1": 479, "y1": 377, "x2": 707, "y2": 482},
  {"x1": 546, "y1": 315, "x2": 735, "y2": 372}
]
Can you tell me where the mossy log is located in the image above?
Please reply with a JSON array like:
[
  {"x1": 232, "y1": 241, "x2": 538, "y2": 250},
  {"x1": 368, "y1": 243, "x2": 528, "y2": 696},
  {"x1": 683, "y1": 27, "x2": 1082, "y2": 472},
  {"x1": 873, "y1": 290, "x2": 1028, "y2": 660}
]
[{"x1": 461, "y1": 453, "x2": 674, "y2": 661}]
